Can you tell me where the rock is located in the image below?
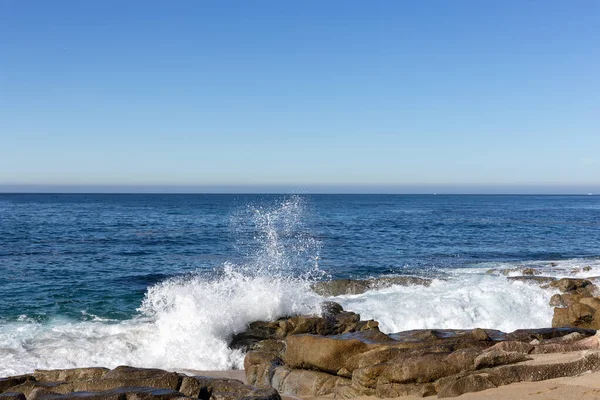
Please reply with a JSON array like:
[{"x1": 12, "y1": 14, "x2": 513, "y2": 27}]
[
  {"x1": 436, "y1": 373, "x2": 497, "y2": 398},
  {"x1": 579, "y1": 296, "x2": 600, "y2": 310},
  {"x1": 230, "y1": 303, "x2": 378, "y2": 352},
  {"x1": 1, "y1": 367, "x2": 275, "y2": 400},
  {"x1": 507, "y1": 276, "x2": 556, "y2": 285},
  {"x1": 229, "y1": 321, "x2": 281, "y2": 352},
  {"x1": 379, "y1": 353, "x2": 460, "y2": 384},
  {"x1": 73, "y1": 367, "x2": 181, "y2": 392},
  {"x1": 311, "y1": 276, "x2": 431, "y2": 296},
  {"x1": 0, "y1": 376, "x2": 34, "y2": 393},
  {"x1": 180, "y1": 376, "x2": 279, "y2": 400},
  {"x1": 474, "y1": 351, "x2": 532, "y2": 369},
  {"x1": 549, "y1": 278, "x2": 594, "y2": 295},
  {"x1": 4, "y1": 381, "x2": 74, "y2": 397},
  {"x1": 343, "y1": 347, "x2": 404, "y2": 374},
  {"x1": 284, "y1": 335, "x2": 372, "y2": 374},
  {"x1": 32, "y1": 387, "x2": 185, "y2": 400},
  {"x1": 506, "y1": 327, "x2": 596, "y2": 342},
  {"x1": 552, "y1": 303, "x2": 600, "y2": 329},
  {"x1": 34, "y1": 369, "x2": 110, "y2": 383},
  {"x1": 269, "y1": 368, "x2": 347, "y2": 396},
  {"x1": 521, "y1": 268, "x2": 539, "y2": 276},
  {"x1": 549, "y1": 293, "x2": 584, "y2": 308},
  {"x1": 485, "y1": 341, "x2": 534, "y2": 354},
  {"x1": 0, "y1": 394, "x2": 26, "y2": 400},
  {"x1": 244, "y1": 349, "x2": 284, "y2": 388}
]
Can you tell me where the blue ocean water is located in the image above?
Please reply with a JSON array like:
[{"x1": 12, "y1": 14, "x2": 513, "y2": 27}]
[{"x1": 1, "y1": 194, "x2": 600, "y2": 374}]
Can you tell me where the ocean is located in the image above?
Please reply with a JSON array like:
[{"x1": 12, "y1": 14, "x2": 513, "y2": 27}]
[{"x1": 1, "y1": 193, "x2": 599, "y2": 376}]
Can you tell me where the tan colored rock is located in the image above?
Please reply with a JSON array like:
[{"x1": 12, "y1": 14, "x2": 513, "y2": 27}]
[
  {"x1": 284, "y1": 335, "x2": 372, "y2": 374},
  {"x1": 549, "y1": 278, "x2": 594, "y2": 295},
  {"x1": 34, "y1": 368, "x2": 110, "y2": 383},
  {"x1": 580, "y1": 297, "x2": 600, "y2": 310},
  {"x1": 343, "y1": 347, "x2": 404, "y2": 374},
  {"x1": 379, "y1": 353, "x2": 453, "y2": 384},
  {"x1": 436, "y1": 373, "x2": 497, "y2": 398},
  {"x1": 474, "y1": 350, "x2": 531, "y2": 369},
  {"x1": 552, "y1": 303, "x2": 599, "y2": 329},
  {"x1": 270, "y1": 367, "x2": 348, "y2": 397},
  {"x1": 485, "y1": 341, "x2": 533, "y2": 354},
  {"x1": 72, "y1": 367, "x2": 181, "y2": 392}
]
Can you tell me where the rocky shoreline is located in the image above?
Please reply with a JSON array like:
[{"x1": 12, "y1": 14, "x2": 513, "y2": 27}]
[{"x1": 3, "y1": 273, "x2": 600, "y2": 400}]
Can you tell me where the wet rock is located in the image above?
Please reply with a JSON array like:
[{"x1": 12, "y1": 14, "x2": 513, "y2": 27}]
[
  {"x1": 230, "y1": 302, "x2": 378, "y2": 352},
  {"x1": 549, "y1": 278, "x2": 595, "y2": 295},
  {"x1": 311, "y1": 276, "x2": 431, "y2": 296},
  {"x1": 507, "y1": 276, "x2": 556, "y2": 285}
]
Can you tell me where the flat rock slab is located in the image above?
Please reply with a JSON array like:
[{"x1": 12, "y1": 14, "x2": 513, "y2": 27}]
[{"x1": 0, "y1": 367, "x2": 280, "y2": 400}]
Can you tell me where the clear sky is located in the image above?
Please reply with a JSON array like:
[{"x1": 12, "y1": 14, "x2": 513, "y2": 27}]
[{"x1": 1, "y1": 1, "x2": 598, "y2": 193}]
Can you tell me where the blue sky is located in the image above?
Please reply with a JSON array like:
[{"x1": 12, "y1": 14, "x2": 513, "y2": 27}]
[{"x1": 1, "y1": 1, "x2": 598, "y2": 193}]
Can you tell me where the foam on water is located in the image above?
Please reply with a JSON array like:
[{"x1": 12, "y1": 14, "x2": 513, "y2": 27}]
[{"x1": 333, "y1": 258, "x2": 600, "y2": 334}]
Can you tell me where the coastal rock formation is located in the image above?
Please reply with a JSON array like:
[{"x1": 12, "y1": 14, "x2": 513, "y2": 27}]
[
  {"x1": 243, "y1": 303, "x2": 600, "y2": 398},
  {"x1": 550, "y1": 278, "x2": 600, "y2": 329},
  {"x1": 310, "y1": 276, "x2": 432, "y2": 297},
  {"x1": 0, "y1": 366, "x2": 279, "y2": 400},
  {"x1": 229, "y1": 301, "x2": 379, "y2": 352}
]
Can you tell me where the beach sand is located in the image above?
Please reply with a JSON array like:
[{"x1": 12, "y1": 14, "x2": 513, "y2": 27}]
[{"x1": 182, "y1": 369, "x2": 600, "y2": 400}]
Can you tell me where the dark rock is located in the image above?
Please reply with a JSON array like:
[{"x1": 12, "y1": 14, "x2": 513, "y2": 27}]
[
  {"x1": 505, "y1": 327, "x2": 596, "y2": 342},
  {"x1": 0, "y1": 394, "x2": 26, "y2": 400},
  {"x1": 32, "y1": 387, "x2": 184, "y2": 400},
  {"x1": 0, "y1": 376, "x2": 34, "y2": 393},
  {"x1": 180, "y1": 376, "x2": 279, "y2": 400}
]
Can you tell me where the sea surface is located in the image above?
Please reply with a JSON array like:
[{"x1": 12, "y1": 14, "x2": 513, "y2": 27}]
[{"x1": 1, "y1": 194, "x2": 600, "y2": 375}]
